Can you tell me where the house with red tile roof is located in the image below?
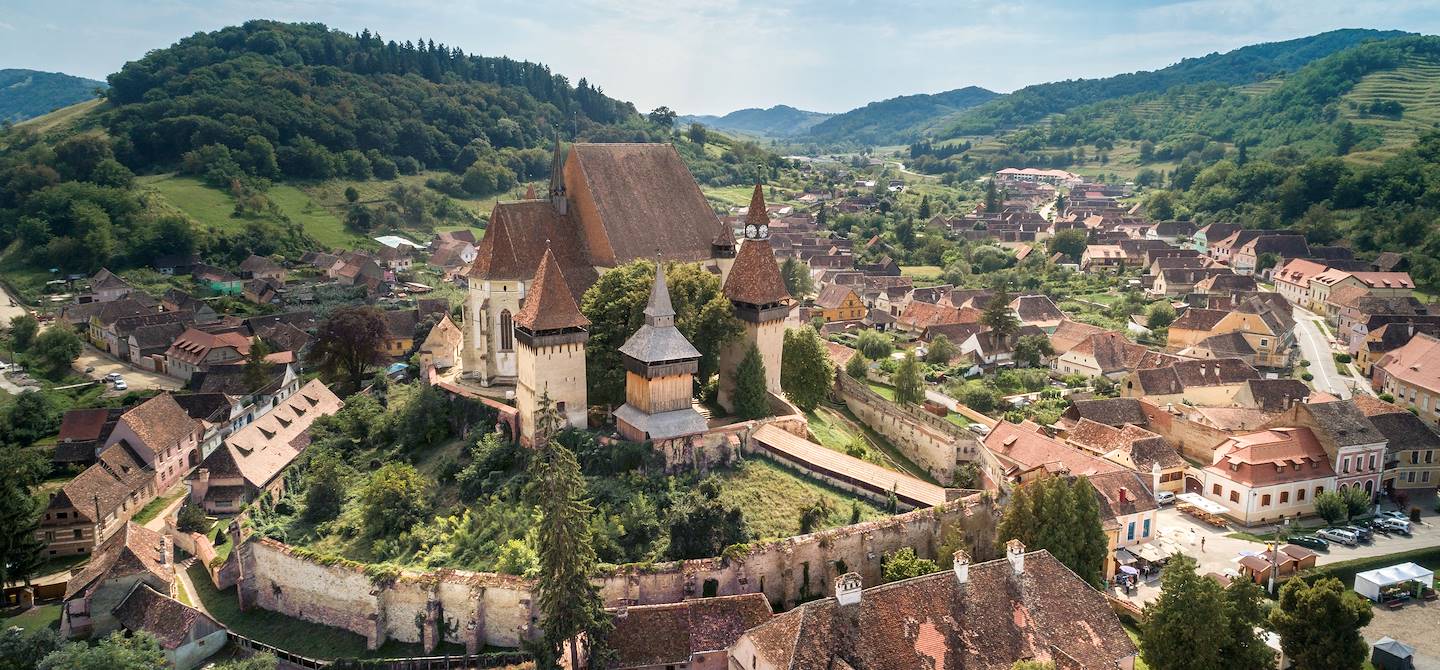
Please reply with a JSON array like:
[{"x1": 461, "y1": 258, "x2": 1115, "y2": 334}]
[
  {"x1": 60, "y1": 522, "x2": 173, "y2": 640},
  {"x1": 163, "y1": 327, "x2": 251, "y2": 382},
  {"x1": 605, "y1": 593, "x2": 772, "y2": 670},
  {"x1": 1196, "y1": 427, "x2": 1337, "y2": 525},
  {"x1": 1374, "y1": 332, "x2": 1440, "y2": 423}
]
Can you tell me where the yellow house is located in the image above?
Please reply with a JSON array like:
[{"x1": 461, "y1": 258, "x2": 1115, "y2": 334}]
[
  {"x1": 1359, "y1": 399, "x2": 1440, "y2": 492},
  {"x1": 1169, "y1": 301, "x2": 1293, "y2": 368},
  {"x1": 814, "y1": 284, "x2": 866, "y2": 322}
]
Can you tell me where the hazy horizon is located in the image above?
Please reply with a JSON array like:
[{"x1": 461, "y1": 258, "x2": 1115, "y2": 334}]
[{"x1": 2, "y1": 1, "x2": 1439, "y2": 116}]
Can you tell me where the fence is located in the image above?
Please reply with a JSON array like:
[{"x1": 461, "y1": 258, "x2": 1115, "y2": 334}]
[{"x1": 230, "y1": 632, "x2": 532, "y2": 670}]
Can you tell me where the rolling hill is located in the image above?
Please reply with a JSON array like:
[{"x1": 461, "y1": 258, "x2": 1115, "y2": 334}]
[
  {"x1": 678, "y1": 105, "x2": 833, "y2": 138},
  {"x1": 0, "y1": 69, "x2": 106, "y2": 123},
  {"x1": 802, "y1": 86, "x2": 999, "y2": 145}
]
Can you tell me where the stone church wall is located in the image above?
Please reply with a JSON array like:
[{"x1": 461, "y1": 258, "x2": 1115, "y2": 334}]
[
  {"x1": 229, "y1": 499, "x2": 979, "y2": 653},
  {"x1": 836, "y1": 375, "x2": 979, "y2": 483}
]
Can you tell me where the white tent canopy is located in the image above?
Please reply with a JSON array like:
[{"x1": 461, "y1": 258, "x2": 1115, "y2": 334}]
[
  {"x1": 1176, "y1": 492, "x2": 1227, "y2": 515},
  {"x1": 1354, "y1": 562, "x2": 1435, "y2": 601}
]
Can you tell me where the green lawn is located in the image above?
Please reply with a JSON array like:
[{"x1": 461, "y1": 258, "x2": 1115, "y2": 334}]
[
  {"x1": 1300, "y1": 546, "x2": 1440, "y2": 588},
  {"x1": 867, "y1": 382, "x2": 896, "y2": 401},
  {"x1": 715, "y1": 459, "x2": 886, "y2": 541},
  {"x1": 900, "y1": 265, "x2": 943, "y2": 281},
  {"x1": 804, "y1": 407, "x2": 868, "y2": 455},
  {"x1": 143, "y1": 174, "x2": 365, "y2": 249},
  {"x1": 0, "y1": 604, "x2": 61, "y2": 632},
  {"x1": 1122, "y1": 623, "x2": 1151, "y2": 670},
  {"x1": 266, "y1": 184, "x2": 364, "y2": 248},
  {"x1": 131, "y1": 487, "x2": 187, "y2": 526}
]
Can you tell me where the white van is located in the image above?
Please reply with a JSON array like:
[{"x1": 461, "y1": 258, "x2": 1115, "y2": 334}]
[{"x1": 1317, "y1": 528, "x2": 1359, "y2": 546}]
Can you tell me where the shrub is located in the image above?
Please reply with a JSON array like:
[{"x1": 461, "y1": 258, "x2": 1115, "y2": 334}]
[
  {"x1": 1379, "y1": 393, "x2": 1395, "y2": 403},
  {"x1": 1412, "y1": 507, "x2": 1422, "y2": 522},
  {"x1": 1299, "y1": 359, "x2": 1310, "y2": 367},
  {"x1": 1333, "y1": 353, "x2": 1352, "y2": 364},
  {"x1": 1301, "y1": 372, "x2": 1314, "y2": 381}
]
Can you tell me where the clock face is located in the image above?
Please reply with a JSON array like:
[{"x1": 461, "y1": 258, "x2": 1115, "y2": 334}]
[
  {"x1": 758, "y1": 224, "x2": 769, "y2": 238},
  {"x1": 745, "y1": 224, "x2": 757, "y2": 239}
]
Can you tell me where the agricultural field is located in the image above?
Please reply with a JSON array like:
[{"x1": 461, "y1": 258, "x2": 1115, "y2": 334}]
[{"x1": 1342, "y1": 57, "x2": 1440, "y2": 164}]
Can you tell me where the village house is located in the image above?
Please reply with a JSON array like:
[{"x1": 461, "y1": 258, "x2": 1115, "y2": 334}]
[
  {"x1": 103, "y1": 393, "x2": 201, "y2": 492},
  {"x1": 1010, "y1": 294, "x2": 1065, "y2": 332},
  {"x1": 242, "y1": 277, "x2": 282, "y2": 305},
  {"x1": 1207, "y1": 229, "x2": 1283, "y2": 265},
  {"x1": 1191, "y1": 223, "x2": 1242, "y2": 254},
  {"x1": 1197, "y1": 427, "x2": 1337, "y2": 525},
  {"x1": 813, "y1": 284, "x2": 867, "y2": 323},
  {"x1": 1231, "y1": 234, "x2": 1310, "y2": 276},
  {"x1": 1081, "y1": 244, "x2": 1127, "y2": 271},
  {"x1": 978, "y1": 420, "x2": 1125, "y2": 491},
  {"x1": 38, "y1": 440, "x2": 154, "y2": 557},
  {"x1": 151, "y1": 253, "x2": 201, "y2": 276},
  {"x1": 190, "y1": 379, "x2": 343, "y2": 514},
  {"x1": 897, "y1": 300, "x2": 981, "y2": 334},
  {"x1": 1121, "y1": 358, "x2": 1262, "y2": 406},
  {"x1": 1064, "y1": 419, "x2": 1186, "y2": 494},
  {"x1": 1373, "y1": 332, "x2": 1440, "y2": 422},
  {"x1": 164, "y1": 327, "x2": 251, "y2": 382},
  {"x1": 1168, "y1": 299, "x2": 1294, "y2": 368},
  {"x1": 1268, "y1": 400, "x2": 1388, "y2": 499},
  {"x1": 1356, "y1": 321, "x2": 1440, "y2": 377},
  {"x1": 113, "y1": 583, "x2": 227, "y2": 670},
  {"x1": 729, "y1": 543, "x2": 1137, "y2": 670},
  {"x1": 1334, "y1": 294, "x2": 1435, "y2": 353},
  {"x1": 1274, "y1": 258, "x2": 1329, "y2": 305},
  {"x1": 604, "y1": 593, "x2": 772, "y2": 670},
  {"x1": 59, "y1": 522, "x2": 173, "y2": 640},
  {"x1": 1045, "y1": 319, "x2": 1107, "y2": 360},
  {"x1": 418, "y1": 314, "x2": 463, "y2": 373},
  {"x1": 959, "y1": 325, "x2": 1045, "y2": 368},
  {"x1": 1089, "y1": 469, "x2": 1162, "y2": 579},
  {"x1": 52, "y1": 407, "x2": 126, "y2": 469},
  {"x1": 192, "y1": 263, "x2": 244, "y2": 295},
  {"x1": 1354, "y1": 396, "x2": 1440, "y2": 493},
  {"x1": 238, "y1": 255, "x2": 286, "y2": 282},
  {"x1": 1192, "y1": 272, "x2": 1258, "y2": 297},
  {"x1": 1054, "y1": 331, "x2": 1176, "y2": 380},
  {"x1": 127, "y1": 321, "x2": 189, "y2": 372}
]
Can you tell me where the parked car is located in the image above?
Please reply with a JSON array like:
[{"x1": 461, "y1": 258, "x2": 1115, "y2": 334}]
[
  {"x1": 1378, "y1": 518, "x2": 1412, "y2": 536},
  {"x1": 1155, "y1": 491, "x2": 1176, "y2": 506},
  {"x1": 1365, "y1": 519, "x2": 1392, "y2": 536},
  {"x1": 103, "y1": 372, "x2": 122, "y2": 382},
  {"x1": 1317, "y1": 528, "x2": 1359, "y2": 546},
  {"x1": 1288, "y1": 534, "x2": 1330, "y2": 551},
  {"x1": 1343, "y1": 525, "x2": 1373, "y2": 543},
  {"x1": 1379, "y1": 510, "x2": 1408, "y2": 520},
  {"x1": 113, "y1": 379, "x2": 128, "y2": 391},
  {"x1": 967, "y1": 423, "x2": 991, "y2": 436}
]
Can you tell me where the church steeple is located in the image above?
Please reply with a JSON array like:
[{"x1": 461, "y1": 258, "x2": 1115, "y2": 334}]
[
  {"x1": 743, "y1": 183, "x2": 770, "y2": 240},
  {"x1": 548, "y1": 133, "x2": 568, "y2": 215},
  {"x1": 644, "y1": 254, "x2": 676, "y2": 328}
]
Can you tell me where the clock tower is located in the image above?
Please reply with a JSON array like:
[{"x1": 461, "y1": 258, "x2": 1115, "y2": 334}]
[{"x1": 717, "y1": 185, "x2": 793, "y2": 414}]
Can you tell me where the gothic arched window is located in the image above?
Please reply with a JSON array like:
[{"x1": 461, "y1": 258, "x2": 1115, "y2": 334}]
[{"x1": 499, "y1": 310, "x2": 513, "y2": 351}]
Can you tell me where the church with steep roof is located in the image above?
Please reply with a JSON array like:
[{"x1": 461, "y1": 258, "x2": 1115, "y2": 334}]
[{"x1": 462, "y1": 142, "x2": 733, "y2": 387}]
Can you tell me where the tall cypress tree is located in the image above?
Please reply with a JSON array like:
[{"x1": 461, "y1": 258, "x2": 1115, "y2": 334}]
[
  {"x1": 893, "y1": 351, "x2": 924, "y2": 406},
  {"x1": 733, "y1": 344, "x2": 770, "y2": 420},
  {"x1": 526, "y1": 437, "x2": 610, "y2": 668},
  {"x1": 1221, "y1": 579, "x2": 1277, "y2": 669}
]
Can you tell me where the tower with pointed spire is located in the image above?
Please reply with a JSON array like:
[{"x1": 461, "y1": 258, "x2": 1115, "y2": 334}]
[
  {"x1": 514, "y1": 247, "x2": 589, "y2": 445},
  {"x1": 717, "y1": 185, "x2": 793, "y2": 413},
  {"x1": 548, "y1": 134, "x2": 568, "y2": 215},
  {"x1": 613, "y1": 258, "x2": 709, "y2": 442}
]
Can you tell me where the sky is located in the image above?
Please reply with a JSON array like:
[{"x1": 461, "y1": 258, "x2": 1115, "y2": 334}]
[{"x1": 2, "y1": 0, "x2": 1439, "y2": 116}]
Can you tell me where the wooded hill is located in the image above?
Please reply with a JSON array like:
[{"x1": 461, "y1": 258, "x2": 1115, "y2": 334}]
[
  {"x1": 678, "y1": 105, "x2": 834, "y2": 139},
  {"x1": 801, "y1": 86, "x2": 999, "y2": 146},
  {"x1": 0, "y1": 69, "x2": 106, "y2": 123}
]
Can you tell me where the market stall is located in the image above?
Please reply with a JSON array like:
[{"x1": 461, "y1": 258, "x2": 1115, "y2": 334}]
[{"x1": 1354, "y1": 562, "x2": 1435, "y2": 605}]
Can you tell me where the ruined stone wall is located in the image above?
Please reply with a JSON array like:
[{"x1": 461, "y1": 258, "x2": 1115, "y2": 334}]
[
  {"x1": 237, "y1": 539, "x2": 536, "y2": 652},
  {"x1": 836, "y1": 375, "x2": 979, "y2": 482},
  {"x1": 1140, "y1": 401, "x2": 1230, "y2": 463}
]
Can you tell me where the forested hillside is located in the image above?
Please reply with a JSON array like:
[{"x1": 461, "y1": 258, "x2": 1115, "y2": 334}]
[
  {"x1": 801, "y1": 86, "x2": 998, "y2": 146},
  {"x1": 934, "y1": 28, "x2": 1408, "y2": 141},
  {"x1": 0, "y1": 69, "x2": 105, "y2": 123},
  {"x1": 0, "y1": 20, "x2": 783, "y2": 282}
]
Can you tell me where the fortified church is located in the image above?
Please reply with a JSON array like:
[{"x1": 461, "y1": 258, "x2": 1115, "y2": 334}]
[{"x1": 461, "y1": 141, "x2": 792, "y2": 444}]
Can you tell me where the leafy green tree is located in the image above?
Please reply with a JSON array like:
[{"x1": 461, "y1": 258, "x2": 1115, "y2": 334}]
[
  {"x1": 32, "y1": 324, "x2": 82, "y2": 378},
  {"x1": 307, "y1": 306, "x2": 388, "y2": 390},
  {"x1": 360, "y1": 462, "x2": 430, "y2": 538},
  {"x1": 732, "y1": 344, "x2": 769, "y2": 420},
  {"x1": 580, "y1": 260, "x2": 741, "y2": 407},
  {"x1": 38, "y1": 631, "x2": 166, "y2": 670},
  {"x1": 1270, "y1": 577, "x2": 1372, "y2": 670},
  {"x1": 1313, "y1": 490, "x2": 1347, "y2": 525},
  {"x1": 780, "y1": 257, "x2": 814, "y2": 296},
  {"x1": 242, "y1": 336, "x2": 274, "y2": 393},
  {"x1": 6, "y1": 314, "x2": 37, "y2": 352},
  {"x1": 893, "y1": 351, "x2": 924, "y2": 406},
  {"x1": 666, "y1": 477, "x2": 750, "y2": 560},
  {"x1": 4, "y1": 390, "x2": 58, "y2": 446},
  {"x1": 881, "y1": 547, "x2": 938, "y2": 583},
  {"x1": 0, "y1": 626, "x2": 60, "y2": 670},
  {"x1": 925, "y1": 335, "x2": 959, "y2": 364},
  {"x1": 1146, "y1": 302, "x2": 1177, "y2": 329},
  {"x1": 1144, "y1": 190, "x2": 1178, "y2": 220},
  {"x1": 984, "y1": 179, "x2": 1001, "y2": 213},
  {"x1": 918, "y1": 195, "x2": 931, "y2": 219},
  {"x1": 1012, "y1": 334, "x2": 1054, "y2": 368},
  {"x1": 1048, "y1": 229, "x2": 1087, "y2": 260},
  {"x1": 647, "y1": 106, "x2": 677, "y2": 129},
  {"x1": 1340, "y1": 485, "x2": 1372, "y2": 520},
  {"x1": 1140, "y1": 555, "x2": 1228, "y2": 670},
  {"x1": 781, "y1": 327, "x2": 834, "y2": 411},
  {"x1": 1221, "y1": 579, "x2": 1277, "y2": 669},
  {"x1": 856, "y1": 329, "x2": 893, "y2": 360},
  {"x1": 996, "y1": 477, "x2": 1107, "y2": 586},
  {"x1": 302, "y1": 450, "x2": 347, "y2": 523},
  {"x1": 845, "y1": 351, "x2": 869, "y2": 380},
  {"x1": 797, "y1": 497, "x2": 834, "y2": 535},
  {"x1": 526, "y1": 437, "x2": 610, "y2": 669},
  {"x1": 686, "y1": 123, "x2": 707, "y2": 145},
  {"x1": 176, "y1": 502, "x2": 209, "y2": 533}
]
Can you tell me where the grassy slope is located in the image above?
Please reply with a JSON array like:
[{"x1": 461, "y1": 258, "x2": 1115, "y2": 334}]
[
  {"x1": 1343, "y1": 56, "x2": 1440, "y2": 164},
  {"x1": 715, "y1": 459, "x2": 886, "y2": 541},
  {"x1": 10, "y1": 98, "x2": 102, "y2": 134},
  {"x1": 142, "y1": 174, "x2": 365, "y2": 249},
  {"x1": 0, "y1": 604, "x2": 61, "y2": 632}
]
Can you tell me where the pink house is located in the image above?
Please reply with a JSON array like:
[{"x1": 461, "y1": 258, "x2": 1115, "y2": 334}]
[{"x1": 102, "y1": 394, "x2": 201, "y2": 493}]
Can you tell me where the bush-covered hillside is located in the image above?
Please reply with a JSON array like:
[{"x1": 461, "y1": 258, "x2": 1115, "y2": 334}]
[
  {"x1": 801, "y1": 86, "x2": 999, "y2": 145},
  {"x1": 0, "y1": 69, "x2": 105, "y2": 123}
]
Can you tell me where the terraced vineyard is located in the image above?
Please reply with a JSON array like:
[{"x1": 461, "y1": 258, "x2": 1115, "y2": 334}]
[{"x1": 1343, "y1": 56, "x2": 1440, "y2": 163}]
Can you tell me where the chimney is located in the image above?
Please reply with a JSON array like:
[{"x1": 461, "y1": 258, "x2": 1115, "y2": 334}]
[
  {"x1": 835, "y1": 572, "x2": 863, "y2": 606},
  {"x1": 1118, "y1": 487, "x2": 1129, "y2": 504},
  {"x1": 1006, "y1": 539, "x2": 1026, "y2": 575},
  {"x1": 953, "y1": 550, "x2": 971, "y2": 585}
]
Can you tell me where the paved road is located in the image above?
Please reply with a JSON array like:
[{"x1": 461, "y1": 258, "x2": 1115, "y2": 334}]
[
  {"x1": 1292, "y1": 306, "x2": 1351, "y2": 398},
  {"x1": 73, "y1": 343, "x2": 181, "y2": 392}
]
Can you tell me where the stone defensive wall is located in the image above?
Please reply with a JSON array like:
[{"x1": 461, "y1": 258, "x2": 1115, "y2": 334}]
[
  {"x1": 835, "y1": 374, "x2": 980, "y2": 482},
  {"x1": 224, "y1": 496, "x2": 980, "y2": 653}
]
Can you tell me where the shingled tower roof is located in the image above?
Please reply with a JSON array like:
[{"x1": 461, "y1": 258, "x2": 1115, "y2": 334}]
[
  {"x1": 724, "y1": 185, "x2": 793, "y2": 309},
  {"x1": 515, "y1": 247, "x2": 589, "y2": 333},
  {"x1": 621, "y1": 259, "x2": 701, "y2": 364}
]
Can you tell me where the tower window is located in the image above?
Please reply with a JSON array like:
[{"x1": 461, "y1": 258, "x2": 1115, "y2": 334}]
[{"x1": 499, "y1": 310, "x2": 513, "y2": 351}]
